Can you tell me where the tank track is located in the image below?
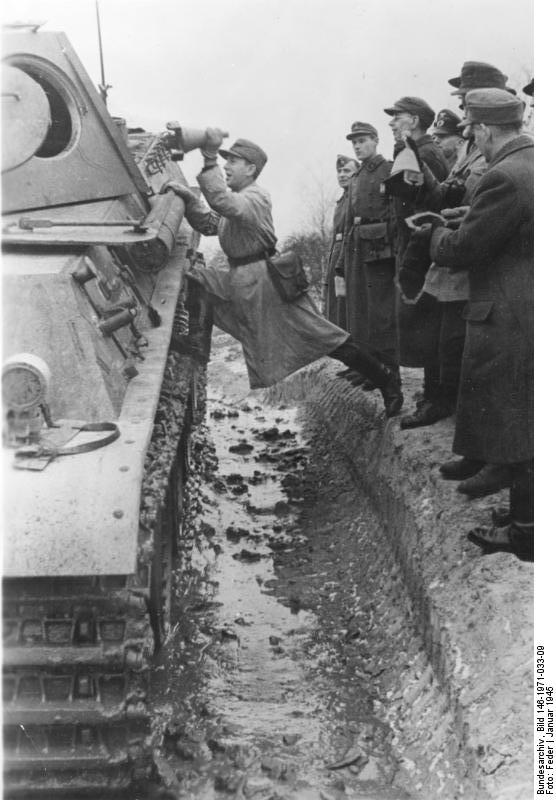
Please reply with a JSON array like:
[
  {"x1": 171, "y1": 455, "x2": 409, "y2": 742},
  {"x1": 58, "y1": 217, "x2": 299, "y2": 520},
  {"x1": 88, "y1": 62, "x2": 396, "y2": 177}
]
[{"x1": 3, "y1": 337, "x2": 208, "y2": 797}]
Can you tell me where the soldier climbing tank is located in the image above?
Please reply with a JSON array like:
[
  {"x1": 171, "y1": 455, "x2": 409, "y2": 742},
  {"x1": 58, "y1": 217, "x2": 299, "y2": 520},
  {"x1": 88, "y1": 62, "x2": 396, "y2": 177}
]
[{"x1": 2, "y1": 22, "x2": 211, "y2": 796}]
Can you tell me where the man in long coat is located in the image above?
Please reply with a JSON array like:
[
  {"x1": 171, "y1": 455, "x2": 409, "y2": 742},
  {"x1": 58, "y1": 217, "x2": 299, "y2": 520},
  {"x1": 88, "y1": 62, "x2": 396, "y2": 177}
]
[
  {"x1": 428, "y1": 89, "x2": 533, "y2": 559},
  {"x1": 420, "y1": 62, "x2": 517, "y2": 499},
  {"x1": 323, "y1": 154, "x2": 358, "y2": 328},
  {"x1": 383, "y1": 97, "x2": 449, "y2": 427},
  {"x1": 340, "y1": 122, "x2": 402, "y2": 407},
  {"x1": 163, "y1": 129, "x2": 403, "y2": 416}
]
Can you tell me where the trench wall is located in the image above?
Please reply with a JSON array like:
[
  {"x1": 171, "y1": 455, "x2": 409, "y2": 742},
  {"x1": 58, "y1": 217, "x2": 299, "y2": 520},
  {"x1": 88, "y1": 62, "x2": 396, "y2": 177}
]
[{"x1": 267, "y1": 359, "x2": 533, "y2": 800}]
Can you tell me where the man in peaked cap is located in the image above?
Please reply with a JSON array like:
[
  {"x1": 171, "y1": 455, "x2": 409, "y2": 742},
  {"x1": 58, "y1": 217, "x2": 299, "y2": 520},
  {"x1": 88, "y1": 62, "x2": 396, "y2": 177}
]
[
  {"x1": 335, "y1": 121, "x2": 403, "y2": 414},
  {"x1": 426, "y1": 89, "x2": 533, "y2": 559},
  {"x1": 414, "y1": 61, "x2": 517, "y2": 496},
  {"x1": 383, "y1": 97, "x2": 449, "y2": 428},
  {"x1": 448, "y1": 61, "x2": 509, "y2": 97},
  {"x1": 431, "y1": 109, "x2": 464, "y2": 170},
  {"x1": 523, "y1": 78, "x2": 534, "y2": 134},
  {"x1": 162, "y1": 127, "x2": 402, "y2": 416},
  {"x1": 323, "y1": 154, "x2": 359, "y2": 328}
]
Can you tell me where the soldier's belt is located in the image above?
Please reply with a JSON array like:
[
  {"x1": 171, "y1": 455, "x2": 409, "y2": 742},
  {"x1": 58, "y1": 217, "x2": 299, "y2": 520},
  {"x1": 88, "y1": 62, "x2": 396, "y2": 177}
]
[
  {"x1": 228, "y1": 248, "x2": 276, "y2": 267},
  {"x1": 354, "y1": 217, "x2": 384, "y2": 225}
]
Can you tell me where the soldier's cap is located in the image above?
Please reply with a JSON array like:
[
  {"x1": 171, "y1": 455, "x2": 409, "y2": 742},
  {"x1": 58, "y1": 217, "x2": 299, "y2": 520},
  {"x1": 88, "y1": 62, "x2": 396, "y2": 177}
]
[
  {"x1": 432, "y1": 109, "x2": 463, "y2": 137},
  {"x1": 346, "y1": 122, "x2": 378, "y2": 141},
  {"x1": 218, "y1": 138, "x2": 268, "y2": 174},
  {"x1": 448, "y1": 61, "x2": 508, "y2": 95},
  {"x1": 523, "y1": 78, "x2": 534, "y2": 97},
  {"x1": 383, "y1": 97, "x2": 435, "y2": 130},
  {"x1": 336, "y1": 154, "x2": 359, "y2": 169},
  {"x1": 457, "y1": 88, "x2": 525, "y2": 128}
]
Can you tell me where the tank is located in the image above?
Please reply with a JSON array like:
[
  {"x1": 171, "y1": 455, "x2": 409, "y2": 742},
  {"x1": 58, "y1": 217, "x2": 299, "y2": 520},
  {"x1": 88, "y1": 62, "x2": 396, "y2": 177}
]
[{"x1": 2, "y1": 23, "x2": 211, "y2": 796}]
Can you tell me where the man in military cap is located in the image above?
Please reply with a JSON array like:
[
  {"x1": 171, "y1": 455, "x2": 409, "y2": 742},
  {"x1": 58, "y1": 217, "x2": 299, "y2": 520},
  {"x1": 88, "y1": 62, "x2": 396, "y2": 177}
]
[
  {"x1": 417, "y1": 61, "x2": 517, "y2": 497},
  {"x1": 448, "y1": 60, "x2": 509, "y2": 97},
  {"x1": 163, "y1": 129, "x2": 402, "y2": 416},
  {"x1": 383, "y1": 97, "x2": 449, "y2": 428},
  {"x1": 523, "y1": 77, "x2": 534, "y2": 134},
  {"x1": 323, "y1": 154, "x2": 358, "y2": 328},
  {"x1": 338, "y1": 122, "x2": 402, "y2": 410},
  {"x1": 426, "y1": 89, "x2": 533, "y2": 559},
  {"x1": 431, "y1": 109, "x2": 464, "y2": 170}
]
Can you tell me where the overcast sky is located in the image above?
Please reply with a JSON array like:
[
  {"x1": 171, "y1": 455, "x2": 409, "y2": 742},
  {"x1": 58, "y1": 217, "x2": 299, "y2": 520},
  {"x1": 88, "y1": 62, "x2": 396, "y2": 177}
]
[{"x1": 3, "y1": 0, "x2": 533, "y2": 241}]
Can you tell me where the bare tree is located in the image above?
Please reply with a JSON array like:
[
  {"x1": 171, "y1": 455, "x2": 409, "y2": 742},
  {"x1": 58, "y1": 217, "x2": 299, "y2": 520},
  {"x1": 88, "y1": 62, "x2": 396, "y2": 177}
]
[{"x1": 283, "y1": 166, "x2": 339, "y2": 300}]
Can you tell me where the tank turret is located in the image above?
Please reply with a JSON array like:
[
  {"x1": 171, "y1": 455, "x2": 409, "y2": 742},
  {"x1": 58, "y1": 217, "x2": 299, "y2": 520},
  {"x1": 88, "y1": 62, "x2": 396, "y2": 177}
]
[{"x1": 2, "y1": 24, "x2": 209, "y2": 796}]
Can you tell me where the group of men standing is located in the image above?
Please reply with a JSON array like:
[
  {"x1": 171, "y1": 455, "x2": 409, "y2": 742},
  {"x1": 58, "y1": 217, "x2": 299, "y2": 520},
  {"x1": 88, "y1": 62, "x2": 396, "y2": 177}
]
[{"x1": 324, "y1": 61, "x2": 534, "y2": 560}]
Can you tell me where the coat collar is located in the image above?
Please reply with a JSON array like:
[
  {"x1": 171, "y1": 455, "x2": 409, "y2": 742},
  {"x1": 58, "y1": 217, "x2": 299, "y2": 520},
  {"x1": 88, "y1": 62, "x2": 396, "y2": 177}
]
[
  {"x1": 360, "y1": 153, "x2": 386, "y2": 173},
  {"x1": 414, "y1": 134, "x2": 435, "y2": 149},
  {"x1": 489, "y1": 134, "x2": 534, "y2": 168}
]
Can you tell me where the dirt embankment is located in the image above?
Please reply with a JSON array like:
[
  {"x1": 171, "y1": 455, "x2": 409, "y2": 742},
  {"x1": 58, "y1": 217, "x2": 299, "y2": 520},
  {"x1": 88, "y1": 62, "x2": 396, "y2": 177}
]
[{"x1": 267, "y1": 359, "x2": 533, "y2": 800}]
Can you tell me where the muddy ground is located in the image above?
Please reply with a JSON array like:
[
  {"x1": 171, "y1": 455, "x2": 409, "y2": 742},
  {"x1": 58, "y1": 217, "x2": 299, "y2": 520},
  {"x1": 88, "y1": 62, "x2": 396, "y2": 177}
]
[{"x1": 149, "y1": 329, "x2": 533, "y2": 800}]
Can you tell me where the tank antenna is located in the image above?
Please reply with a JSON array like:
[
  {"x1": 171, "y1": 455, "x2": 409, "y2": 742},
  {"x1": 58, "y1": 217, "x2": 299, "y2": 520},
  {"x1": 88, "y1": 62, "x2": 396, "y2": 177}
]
[{"x1": 95, "y1": 0, "x2": 111, "y2": 105}]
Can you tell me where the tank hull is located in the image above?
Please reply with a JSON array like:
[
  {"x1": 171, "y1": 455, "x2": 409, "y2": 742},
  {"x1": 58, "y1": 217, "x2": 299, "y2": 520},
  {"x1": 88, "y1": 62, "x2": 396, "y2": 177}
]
[{"x1": 2, "y1": 26, "x2": 211, "y2": 796}]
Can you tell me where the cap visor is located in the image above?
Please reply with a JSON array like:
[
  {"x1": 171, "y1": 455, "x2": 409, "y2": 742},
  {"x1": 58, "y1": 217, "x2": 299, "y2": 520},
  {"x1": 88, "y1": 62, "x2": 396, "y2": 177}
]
[
  {"x1": 448, "y1": 76, "x2": 461, "y2": 88},
  {"x1": 218, "y1": 147, "x2": 236, "y2": 159},
  {"x1": 383, "y1": 106, "x2": 397, "y2": 116}
]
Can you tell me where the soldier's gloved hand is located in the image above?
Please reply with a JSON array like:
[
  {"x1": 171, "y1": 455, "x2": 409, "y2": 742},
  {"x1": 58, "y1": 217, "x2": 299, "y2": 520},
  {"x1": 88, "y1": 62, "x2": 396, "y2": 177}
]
[
  {"x1": 205, "y1": 127, "x2": 228, "y2": 150},
  {"x1": 441, "y1": 206, "x2": 469, "y2": 230},
  {"x1": 411, "y1": 222, "x2": 433, "y2": 238},
  {"x1": 160, "y1": 180, "x2": 197, "y2": 203},
  {"x1": 200, "y1": 127, "x2": 229, "y2": 164}
]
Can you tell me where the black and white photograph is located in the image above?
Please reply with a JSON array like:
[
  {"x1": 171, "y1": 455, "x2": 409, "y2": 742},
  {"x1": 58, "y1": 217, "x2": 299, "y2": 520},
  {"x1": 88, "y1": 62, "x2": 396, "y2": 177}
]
[{"x1": 1, "y1": 1, "x2": 540, "y2": 798}]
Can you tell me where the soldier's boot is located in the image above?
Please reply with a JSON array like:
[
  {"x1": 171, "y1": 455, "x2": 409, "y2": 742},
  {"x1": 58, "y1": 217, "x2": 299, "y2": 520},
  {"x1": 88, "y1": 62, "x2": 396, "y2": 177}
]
[
  {"x1": 467, "y1": 521, "x2": 533, "y2": 561},
  {"x1": 330, "y1": 338, "x2": 403, "y2": 417},
  {"x1": 329, "y1": 336, "x2": 403, "y2": 417},
  {"x1": 457, "y1": 464, "x2": 512, "y2": 498},
  {"x1": 439, "y1": 457, "x2": 484, "y2": 481}
]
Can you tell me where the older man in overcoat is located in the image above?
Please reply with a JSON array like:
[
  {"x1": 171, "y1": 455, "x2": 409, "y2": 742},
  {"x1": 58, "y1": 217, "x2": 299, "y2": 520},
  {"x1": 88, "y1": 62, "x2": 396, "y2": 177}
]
[{"x1": 428, "y1": 89, "x2": 533, "y2": 559}]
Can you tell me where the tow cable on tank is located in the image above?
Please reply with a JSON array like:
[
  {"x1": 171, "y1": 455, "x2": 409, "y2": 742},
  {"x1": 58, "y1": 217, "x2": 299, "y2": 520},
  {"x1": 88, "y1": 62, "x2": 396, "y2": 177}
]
[{"x1": 13, "y1": 421, "x2": 120, "y2": 470}]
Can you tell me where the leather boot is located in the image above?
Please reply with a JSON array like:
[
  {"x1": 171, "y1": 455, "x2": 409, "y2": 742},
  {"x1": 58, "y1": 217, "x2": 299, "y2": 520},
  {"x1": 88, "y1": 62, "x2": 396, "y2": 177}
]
[
  {"x1": 439, "y1": 457, "x2": 484, "y2": 481},
  {"x1": 330, "y1": 339, "x2": 403, "y2": 415},
  {"x1": 400, "y1": 400, "x2": 453, "y2": 430},
  {"x1": 380, "y1": 371, "x2": 404, "y2": 418},
  {"x1": 457, "y1": 464, "x2": 512, "y2": 498},
  {"x1": 467, "y1": 521, "x2": 533, "y2": 561}
]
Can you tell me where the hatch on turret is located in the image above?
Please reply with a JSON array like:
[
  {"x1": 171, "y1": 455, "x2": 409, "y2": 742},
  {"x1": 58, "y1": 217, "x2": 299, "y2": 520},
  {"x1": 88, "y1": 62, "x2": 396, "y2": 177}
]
[{"x1": 2, "y1": 29, "x2": 150, "y2": 213}]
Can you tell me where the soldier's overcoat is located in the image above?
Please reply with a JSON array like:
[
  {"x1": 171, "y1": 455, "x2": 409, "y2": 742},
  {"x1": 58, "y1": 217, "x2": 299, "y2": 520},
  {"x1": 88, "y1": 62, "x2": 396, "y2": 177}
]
[
  {"x1": 431, "y1": 135, "x2": 533, "y2": 463},
  {"x1": 342, "y1": 155, "x2": 398, "y2": 366},
  {"x1": 183, "y1": 166, "x2": 348, "y2": 389},
  {"x1": 323, "y1": 191, "x2": 349, "y2": 329}
]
